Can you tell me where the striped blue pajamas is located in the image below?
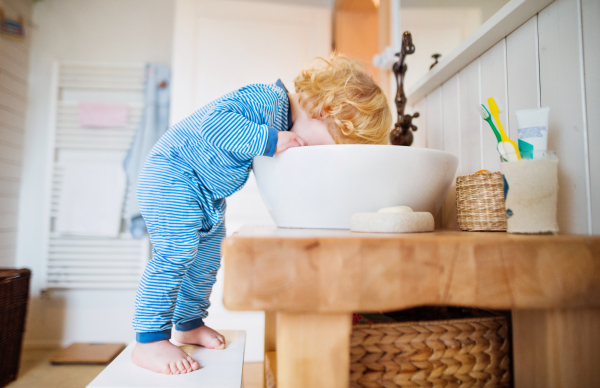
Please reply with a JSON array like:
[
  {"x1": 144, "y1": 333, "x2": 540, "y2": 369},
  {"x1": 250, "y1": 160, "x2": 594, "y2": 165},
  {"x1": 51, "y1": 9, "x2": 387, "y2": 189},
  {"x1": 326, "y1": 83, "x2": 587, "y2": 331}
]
[{"x1": 133, "y1": 80, "x2": 292, "y2": 343}]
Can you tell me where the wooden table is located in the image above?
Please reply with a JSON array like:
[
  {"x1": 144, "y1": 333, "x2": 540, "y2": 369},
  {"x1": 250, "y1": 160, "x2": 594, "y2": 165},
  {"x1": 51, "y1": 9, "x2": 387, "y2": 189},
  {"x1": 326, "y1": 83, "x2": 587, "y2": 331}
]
[{"x1": 222, "y1": 226, "x2": 600, "y2": 388}]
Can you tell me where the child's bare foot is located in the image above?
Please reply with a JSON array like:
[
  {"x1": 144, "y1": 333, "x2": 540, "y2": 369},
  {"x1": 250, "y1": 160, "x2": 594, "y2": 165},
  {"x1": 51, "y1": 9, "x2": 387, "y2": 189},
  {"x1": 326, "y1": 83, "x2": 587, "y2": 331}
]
[
  {"x1": 131, "y1": 340, "x2": 199, "y2": 375},
  {"x1": 174, "y1": 324, "x2": 226, "y2": 350}
]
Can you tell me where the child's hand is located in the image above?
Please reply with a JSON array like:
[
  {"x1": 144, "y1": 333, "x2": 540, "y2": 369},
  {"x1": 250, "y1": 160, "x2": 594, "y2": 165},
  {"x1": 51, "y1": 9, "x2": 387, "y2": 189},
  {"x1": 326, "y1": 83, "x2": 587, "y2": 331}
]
[{"x1": 275, "y1": 131, "x2": 307, "y2": 154}]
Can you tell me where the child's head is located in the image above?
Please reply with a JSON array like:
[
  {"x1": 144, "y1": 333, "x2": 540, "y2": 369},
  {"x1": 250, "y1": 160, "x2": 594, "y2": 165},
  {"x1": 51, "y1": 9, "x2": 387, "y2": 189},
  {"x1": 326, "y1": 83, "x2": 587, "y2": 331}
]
[{"x1": 294, "y1": 54, "x2": 392, "y2": 145}]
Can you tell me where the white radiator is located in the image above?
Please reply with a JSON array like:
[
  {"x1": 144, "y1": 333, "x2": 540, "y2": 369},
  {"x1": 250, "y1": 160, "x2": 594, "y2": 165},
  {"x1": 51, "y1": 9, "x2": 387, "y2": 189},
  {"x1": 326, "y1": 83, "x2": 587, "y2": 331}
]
[{"x1": 42, "y1": 62, "x2": 150, "y2": 290}]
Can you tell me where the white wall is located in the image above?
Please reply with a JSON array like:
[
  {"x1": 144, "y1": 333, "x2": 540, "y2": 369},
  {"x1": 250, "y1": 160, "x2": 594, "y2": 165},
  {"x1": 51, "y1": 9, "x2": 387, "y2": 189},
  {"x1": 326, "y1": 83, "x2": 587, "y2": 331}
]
[
  {"x1": 0, "y1": 0, "x2": 34, "y2": 267},
  {"x1": 411, "y1": 0, "x2": 599, "y2": 235},
  {"x1": 18, "y1": 0, "x2": 334, "y2": 360},
  {"x1": 17, "y1": 0, "x2": 174, "y2": 347},
  {"x1": 582, "y1": 0, "x2": 600, "y2": 233},
  {"x1": 170, "y1": 0, "x2": 332, "y2": 361},
  {"x1": 391, "y1": 1, "x2": 508, "y2": 136},
  {"x1": 395, "y1": 0, "x2": 510, "y2": 94},
  {"x1": 401, "y1": 0, "x2": 509, "y2": 22},
  {"x1": 401, "y1": 7, "x2": 482, "y2": 93},
  {"x1": 241, "y1": 0, "x2": 332, "y2": 7}
]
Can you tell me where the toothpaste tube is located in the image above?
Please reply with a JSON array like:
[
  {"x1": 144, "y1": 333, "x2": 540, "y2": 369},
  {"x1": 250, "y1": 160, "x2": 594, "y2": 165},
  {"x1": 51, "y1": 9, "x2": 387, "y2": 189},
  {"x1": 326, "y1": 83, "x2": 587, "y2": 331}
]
[{"x1": 516, "y1": 107, "x2": 550, "y2": 159}]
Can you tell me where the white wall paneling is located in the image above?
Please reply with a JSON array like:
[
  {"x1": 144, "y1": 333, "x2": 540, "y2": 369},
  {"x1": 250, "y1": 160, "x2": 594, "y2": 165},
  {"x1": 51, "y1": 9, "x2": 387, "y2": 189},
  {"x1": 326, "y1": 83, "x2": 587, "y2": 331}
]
[
  {"x1": 458, "y1": 59, "x2": 482, "y2": 175},
  {"x1": 0, "y1": 105, "x2": 25, "y2": 129},
  {"x1": 0, "y1": 87, "x2": 27, "y2": 115},
  {"x1": 425, "y1": 87, "x2": 443, "y2": 151},
  {"x1": 479, "y1": 40, "x2": 508, "y2": 173},
  {"x1": 442, "y1": 76, "x2": 461, "y2": 171},
  {"x1": 0, "y1": 230, "x2": 17, "y2": 260},
  {"x1": 410, "y1": 98, "x2": 427, "y2": 148},
  {"x1": 0, "y1": 215, "x2": 17, "y2": 232},
  {"x1": 0, "y1": 124, "x2": 24, "y2": 147},
  {"x1": 0, "y1": 55, "x2": 29, "y2": 85},
  {"x1": 425, "y1": 87, "x2": 443, "y2": 228},
  {"x1": 0, "y1": 175, "x2": 19, "y2": 198},
  {"x1": 506, "y1": 16, "x2": 540, "y2": 136},
  {"x1": 581, "y1": 0, "x2": 600, "y2": 234},
  {"x1": 0, "y1": 159, "x2": 21, "y2": 181},
  {"x1": 0, "y1": 0, "x2": 33, "y2": 266},
  {"x1": 538, "y1": 0, "x2": 590, "y2": 234},
  {"x1": 0, "y1": 142, "x2": 23, "y2": 161},
  {"x1": 408, "y1": 0, "x2": 597, "y2": 235},
  {"x1": 441, "y1": 75, "x2": 460, "y2": 230}
]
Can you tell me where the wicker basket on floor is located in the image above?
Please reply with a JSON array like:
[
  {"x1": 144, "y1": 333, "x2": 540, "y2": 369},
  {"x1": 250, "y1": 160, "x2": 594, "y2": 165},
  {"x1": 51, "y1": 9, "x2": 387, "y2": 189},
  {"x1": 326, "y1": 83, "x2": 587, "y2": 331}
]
[
  {"x1": 0, "y1": 268, "x2": 31, "y2": 388},
  {"x1": 350, "y1": 310, "x2": 511, "y2": 388},
  {"x1": 456, "y1": 172, "x2": 507, "y2": 231}
]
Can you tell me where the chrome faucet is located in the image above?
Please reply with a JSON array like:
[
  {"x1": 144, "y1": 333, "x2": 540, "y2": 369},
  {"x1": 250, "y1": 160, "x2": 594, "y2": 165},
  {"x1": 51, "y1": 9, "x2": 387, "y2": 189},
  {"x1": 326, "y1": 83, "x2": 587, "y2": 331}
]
[{"x1": 390, "y1": 31, "x2": 419, "y2": 146}]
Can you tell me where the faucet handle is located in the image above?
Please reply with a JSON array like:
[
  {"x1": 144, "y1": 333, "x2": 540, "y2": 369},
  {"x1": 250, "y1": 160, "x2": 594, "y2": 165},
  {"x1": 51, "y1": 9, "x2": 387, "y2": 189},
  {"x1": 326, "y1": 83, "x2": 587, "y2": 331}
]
[
  {"x1": 411, "y1": 112, "x2": 419, "y2": 132},
  {"x1": 390, "y1": 111, "x2": 419, "y2": 146}
]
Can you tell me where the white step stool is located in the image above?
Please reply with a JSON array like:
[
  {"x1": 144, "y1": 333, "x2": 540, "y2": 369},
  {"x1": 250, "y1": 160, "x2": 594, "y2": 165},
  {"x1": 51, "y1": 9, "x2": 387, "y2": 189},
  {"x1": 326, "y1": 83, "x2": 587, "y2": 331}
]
[{"x1": 87, "y1": 330, "x2": 246, "y2": 388}]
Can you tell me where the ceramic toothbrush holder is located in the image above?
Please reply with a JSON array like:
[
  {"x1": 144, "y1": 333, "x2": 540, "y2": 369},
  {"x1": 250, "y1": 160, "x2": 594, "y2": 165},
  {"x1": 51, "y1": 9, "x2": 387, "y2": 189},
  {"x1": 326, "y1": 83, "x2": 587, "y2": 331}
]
[{"x1": 499, "y1": 151, "x2": 559, "y2": 234}]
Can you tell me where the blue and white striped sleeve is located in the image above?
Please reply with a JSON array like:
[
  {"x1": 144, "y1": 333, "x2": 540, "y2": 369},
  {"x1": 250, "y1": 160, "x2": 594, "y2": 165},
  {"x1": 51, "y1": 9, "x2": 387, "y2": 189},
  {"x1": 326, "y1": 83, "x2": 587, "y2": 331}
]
[{"x1": 199, "y1": 98, "x2": 279, "y2": 157}]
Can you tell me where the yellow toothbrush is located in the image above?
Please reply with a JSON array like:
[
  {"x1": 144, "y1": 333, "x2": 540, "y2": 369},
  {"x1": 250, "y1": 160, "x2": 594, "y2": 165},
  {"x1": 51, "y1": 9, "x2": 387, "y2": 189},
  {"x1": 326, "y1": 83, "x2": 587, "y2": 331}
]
[{"x1": 487, "y1": 97, "x2": 521, "y2": 160}]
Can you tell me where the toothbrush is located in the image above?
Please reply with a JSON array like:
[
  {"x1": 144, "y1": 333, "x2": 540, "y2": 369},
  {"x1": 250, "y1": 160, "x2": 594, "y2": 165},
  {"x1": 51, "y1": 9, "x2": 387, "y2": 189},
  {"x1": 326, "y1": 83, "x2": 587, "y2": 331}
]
[
  {"x1": 478, "y1": 104, "x2": 507, "y2": 159},
  {"x1": 478, "y1": 104, "x2": 501, "y2": 142},
  {"x1": 487, "y1": 97, "x2": 521, "y2": 160}
]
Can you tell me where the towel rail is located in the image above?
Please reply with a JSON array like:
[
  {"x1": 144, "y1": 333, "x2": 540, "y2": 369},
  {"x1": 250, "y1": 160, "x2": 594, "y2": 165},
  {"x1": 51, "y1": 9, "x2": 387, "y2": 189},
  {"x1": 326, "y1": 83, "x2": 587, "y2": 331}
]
[{"x1": 42, "y1": 62, "x2": 150, "y2": 290}]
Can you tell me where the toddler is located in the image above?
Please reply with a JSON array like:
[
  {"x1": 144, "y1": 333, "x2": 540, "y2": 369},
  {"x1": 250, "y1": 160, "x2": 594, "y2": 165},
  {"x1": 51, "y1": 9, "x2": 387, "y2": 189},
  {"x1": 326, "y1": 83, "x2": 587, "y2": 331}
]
[{"x1": 131, "y1": 55, "x2": 392, "y2": 374}]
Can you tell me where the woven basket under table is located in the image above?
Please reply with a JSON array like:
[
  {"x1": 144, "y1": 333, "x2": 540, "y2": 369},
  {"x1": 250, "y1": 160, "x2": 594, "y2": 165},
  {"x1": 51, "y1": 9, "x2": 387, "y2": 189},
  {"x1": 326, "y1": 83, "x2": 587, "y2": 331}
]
[
  {"x1": 456, "y1": 172, "x2": 507, "y2": 231},
  {"x1": 0, "y1": 268, "x2": 31, "y2": 388},
  {"x1": 350, "y1": 313, "x2": 511, "y2": 388}
]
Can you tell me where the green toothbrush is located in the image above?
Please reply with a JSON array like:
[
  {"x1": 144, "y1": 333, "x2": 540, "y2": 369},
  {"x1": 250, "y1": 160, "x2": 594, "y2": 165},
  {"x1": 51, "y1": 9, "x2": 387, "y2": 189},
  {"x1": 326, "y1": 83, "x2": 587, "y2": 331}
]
[
  {"x1": 478, "y1": 104, "x2": 508, "y2": 160},
  {"x1": 478, "y1": 104, "x2": 501, "y2": 143}
]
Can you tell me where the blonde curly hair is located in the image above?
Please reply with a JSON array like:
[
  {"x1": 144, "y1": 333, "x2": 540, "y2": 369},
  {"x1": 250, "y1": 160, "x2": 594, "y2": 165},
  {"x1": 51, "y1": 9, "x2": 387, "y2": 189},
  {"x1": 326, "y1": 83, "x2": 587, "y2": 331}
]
[{"x1": 294, "y1": 54, "x2": 392, "y2": 145}]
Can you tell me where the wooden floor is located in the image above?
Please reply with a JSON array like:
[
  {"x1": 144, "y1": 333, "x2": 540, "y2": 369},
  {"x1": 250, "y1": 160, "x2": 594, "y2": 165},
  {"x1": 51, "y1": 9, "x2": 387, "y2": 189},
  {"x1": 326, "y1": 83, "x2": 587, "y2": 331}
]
[{"x1": 7, "y1": 348, "x2": 263, "y2": 388}]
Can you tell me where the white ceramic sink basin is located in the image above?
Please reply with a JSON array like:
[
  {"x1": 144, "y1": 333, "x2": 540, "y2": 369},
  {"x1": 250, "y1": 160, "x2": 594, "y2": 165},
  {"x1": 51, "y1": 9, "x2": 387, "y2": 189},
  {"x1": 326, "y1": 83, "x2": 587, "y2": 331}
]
[{"x1": 252, "y1": 145, "x2": 458, "y2": 229}]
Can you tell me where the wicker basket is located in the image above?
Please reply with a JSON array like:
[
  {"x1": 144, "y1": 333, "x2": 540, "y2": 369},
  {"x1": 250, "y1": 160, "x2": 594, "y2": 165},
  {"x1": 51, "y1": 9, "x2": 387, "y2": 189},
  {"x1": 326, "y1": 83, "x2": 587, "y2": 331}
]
[
  {"x1": 350, "y1": 309, "x2": 511, "y2": 388},
  {"x1": 456, "y1": 172, "x2": 507, "y2": 231},
  {"x1": 0, "y1": 268, "x2": 31, "y2": 388}
]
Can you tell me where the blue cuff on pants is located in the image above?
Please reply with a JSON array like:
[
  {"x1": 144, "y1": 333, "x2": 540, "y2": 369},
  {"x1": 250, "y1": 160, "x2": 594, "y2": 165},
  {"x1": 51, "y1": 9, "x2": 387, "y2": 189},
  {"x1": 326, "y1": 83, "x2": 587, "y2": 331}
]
[
  {"x1": 175, "y1": 317, "x2": 205, "y2": 332},
  {"x1": 136, "y1": 328, "x2": 171, "y2": 343},
  {"x1": 262, "y1": 126, "x2": 278, "y2": 157}
]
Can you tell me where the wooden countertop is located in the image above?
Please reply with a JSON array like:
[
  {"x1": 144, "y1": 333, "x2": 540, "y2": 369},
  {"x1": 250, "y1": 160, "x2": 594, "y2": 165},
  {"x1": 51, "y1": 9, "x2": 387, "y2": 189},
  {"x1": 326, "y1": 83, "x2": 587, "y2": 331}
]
[{"x1": 223, "y1": 225, "x2": 600, "y2": 312}]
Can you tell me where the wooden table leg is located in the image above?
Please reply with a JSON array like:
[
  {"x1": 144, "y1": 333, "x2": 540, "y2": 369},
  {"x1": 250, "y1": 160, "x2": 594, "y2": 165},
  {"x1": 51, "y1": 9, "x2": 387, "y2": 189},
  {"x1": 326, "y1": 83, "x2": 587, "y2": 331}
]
[
  {"x1": 265, "y1": 311, "x2": 277, "y2": 353},
  {"x1": 276, "y1": 312, "x2": 352, "y2": 388},
  {"x1": 512, "y1": 308, "x2": 600, "y2": 388},
  {"x1": 264, "y1": 312, "x2": 277, "y2": 388}
]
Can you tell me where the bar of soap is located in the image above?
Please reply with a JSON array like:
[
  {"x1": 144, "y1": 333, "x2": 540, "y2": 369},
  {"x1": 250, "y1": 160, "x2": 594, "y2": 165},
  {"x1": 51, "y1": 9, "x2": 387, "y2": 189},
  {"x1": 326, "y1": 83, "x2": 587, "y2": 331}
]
[
  {"x1": 351, "y1": 211, "x2": 434, "y2": 233},
  {"x1": 377, "y1": 206, "x2": 413, "y2": 213}
]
